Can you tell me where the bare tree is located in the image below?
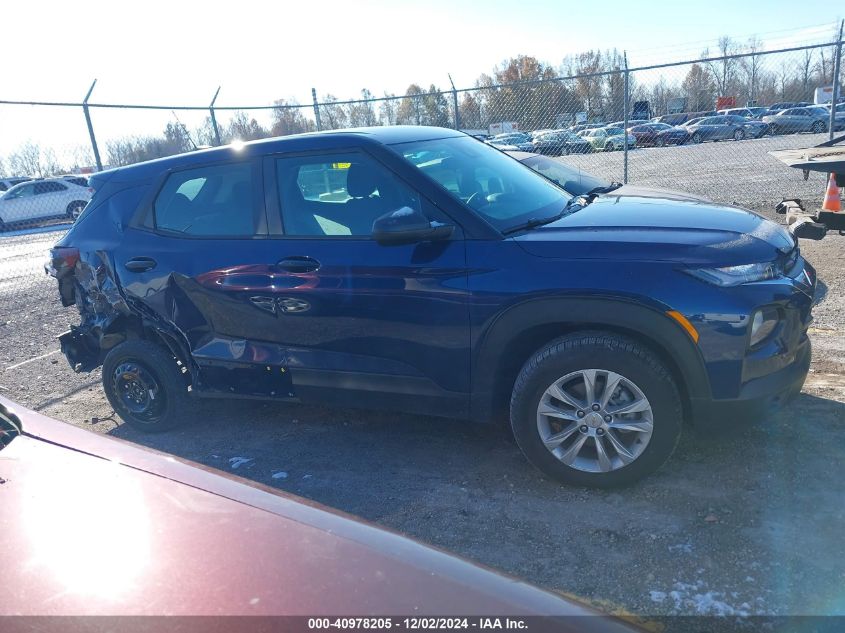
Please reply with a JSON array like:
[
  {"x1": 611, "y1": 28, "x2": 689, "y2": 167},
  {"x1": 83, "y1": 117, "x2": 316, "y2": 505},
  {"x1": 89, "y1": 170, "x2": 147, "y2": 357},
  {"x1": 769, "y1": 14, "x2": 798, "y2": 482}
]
[
  {"x1": 740, "y1": 36, "x2": 763, "y2": 104},
  {"x1": 800, "y1": 48, "x2": 814, "y2": 100},
  {"x1": 347, "y1": 89, "x2": 379, "y2": 127},
  {"x1": 8, "y1": 141, "x2": 60, "y2": 177},
  {"x1": 0, "y1": 156, "x2": 7, "y2": 178},
  {"x1": 270, "y1": 100, "x2": 315, "y2": 136},
  {"x1": 378, "y1": 93, "x2": 399, "y2": 126},
  {"x1": 702, "y1": 36, "x2": 739, "y2": 97},
  {"x1": 319, "y1": 94, "x2": 349, "y2": 130},
  {"x1": 225, "y1": 111, "x2": 268, "y2": 141}
]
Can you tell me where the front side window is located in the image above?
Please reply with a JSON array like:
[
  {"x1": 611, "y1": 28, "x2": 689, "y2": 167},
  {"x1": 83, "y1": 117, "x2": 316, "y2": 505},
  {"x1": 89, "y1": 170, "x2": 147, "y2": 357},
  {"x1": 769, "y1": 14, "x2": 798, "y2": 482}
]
[
  {"x1": 395, "y1": 135, "x2": 569, "y2": 233},
  {"x1": 154, "y1": 162, "x2": 257, "y2": 236},
  {"x1": 5, "y1": 184, "x2": 34, "y2": 199},
  {"x1": 276, "y1": 152, "x2": 428, "y2": 237}
]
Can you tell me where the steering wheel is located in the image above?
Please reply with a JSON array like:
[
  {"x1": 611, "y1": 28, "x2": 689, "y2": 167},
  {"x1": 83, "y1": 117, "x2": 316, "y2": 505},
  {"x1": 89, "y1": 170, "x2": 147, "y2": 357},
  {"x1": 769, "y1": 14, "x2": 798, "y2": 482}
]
[{"x1": 465, "y1": 191, "x2": 490, "y2": 209}]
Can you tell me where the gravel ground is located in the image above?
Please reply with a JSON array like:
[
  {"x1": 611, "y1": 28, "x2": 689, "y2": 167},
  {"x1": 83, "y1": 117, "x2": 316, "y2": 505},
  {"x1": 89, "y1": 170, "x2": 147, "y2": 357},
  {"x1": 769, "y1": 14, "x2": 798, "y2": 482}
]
[{"x1": 1, "y1": 136, "x2": 845, "y2": 619}]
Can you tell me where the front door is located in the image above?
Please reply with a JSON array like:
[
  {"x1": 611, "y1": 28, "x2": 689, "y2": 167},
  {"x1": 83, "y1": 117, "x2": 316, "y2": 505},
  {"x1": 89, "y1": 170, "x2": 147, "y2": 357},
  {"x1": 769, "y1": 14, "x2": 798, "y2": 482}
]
[{"x1": 261, "y1": 150, "x2": 471, "y2": 415}]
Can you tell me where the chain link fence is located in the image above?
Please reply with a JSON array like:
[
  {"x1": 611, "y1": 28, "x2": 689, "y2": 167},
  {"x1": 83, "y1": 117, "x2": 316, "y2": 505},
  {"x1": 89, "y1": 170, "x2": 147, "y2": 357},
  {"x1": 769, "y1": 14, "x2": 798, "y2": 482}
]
[{"x1": 1, "y1": 34, "x2": 843, "y2": 367}]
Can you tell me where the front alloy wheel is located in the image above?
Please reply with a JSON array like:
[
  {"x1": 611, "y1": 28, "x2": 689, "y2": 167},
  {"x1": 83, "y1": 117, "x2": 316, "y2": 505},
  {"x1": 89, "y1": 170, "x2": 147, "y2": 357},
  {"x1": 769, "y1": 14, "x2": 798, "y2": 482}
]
[
  {"x1": 536, "y1": 369, "x2": 654, "y2": 474},
  {"x1": 510, "y1": 332, "x2": 682, "y2": 487}
]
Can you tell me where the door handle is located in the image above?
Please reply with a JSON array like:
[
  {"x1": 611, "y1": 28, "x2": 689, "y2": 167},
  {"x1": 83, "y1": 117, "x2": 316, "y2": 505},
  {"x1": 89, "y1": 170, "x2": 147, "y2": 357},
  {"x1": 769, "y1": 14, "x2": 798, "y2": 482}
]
[
  {"x1": 277, "y1": 256, "x2": 320, "y2": 273},
  {"x1": 124, "y1": 257, "x2": 157, "y2": 273}
]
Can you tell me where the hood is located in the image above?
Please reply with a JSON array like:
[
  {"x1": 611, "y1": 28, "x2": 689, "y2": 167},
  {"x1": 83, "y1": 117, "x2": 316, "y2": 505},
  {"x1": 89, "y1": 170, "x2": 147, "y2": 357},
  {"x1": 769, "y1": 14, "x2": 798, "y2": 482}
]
[
  {"x1": 608, "y1": 184, "x2": 710, "y2": 203},
  {"x1": 514, "y1": 195, "x2": 795, "y2": 266}
]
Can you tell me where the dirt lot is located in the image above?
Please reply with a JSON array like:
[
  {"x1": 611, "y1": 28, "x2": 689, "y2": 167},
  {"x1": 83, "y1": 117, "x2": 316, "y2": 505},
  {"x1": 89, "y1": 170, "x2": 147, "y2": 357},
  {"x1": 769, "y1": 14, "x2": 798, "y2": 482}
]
[{"x1": 2, "y1": 136, "x2": 845, "y2": 619}]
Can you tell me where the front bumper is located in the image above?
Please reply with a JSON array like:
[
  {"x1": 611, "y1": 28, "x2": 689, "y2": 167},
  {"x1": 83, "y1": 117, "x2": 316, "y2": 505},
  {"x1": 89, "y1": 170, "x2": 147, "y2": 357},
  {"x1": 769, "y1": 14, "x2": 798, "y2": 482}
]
[{"x1": 689, "y1": 337, "x2": 810, "y2": 428}]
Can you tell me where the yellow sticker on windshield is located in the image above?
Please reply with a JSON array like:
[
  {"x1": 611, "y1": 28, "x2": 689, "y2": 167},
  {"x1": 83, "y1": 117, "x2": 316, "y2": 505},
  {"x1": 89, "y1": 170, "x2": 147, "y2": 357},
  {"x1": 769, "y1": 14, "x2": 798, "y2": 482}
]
[{"x1": 332, "y1": 162, "x2": 351, "y2": 169}]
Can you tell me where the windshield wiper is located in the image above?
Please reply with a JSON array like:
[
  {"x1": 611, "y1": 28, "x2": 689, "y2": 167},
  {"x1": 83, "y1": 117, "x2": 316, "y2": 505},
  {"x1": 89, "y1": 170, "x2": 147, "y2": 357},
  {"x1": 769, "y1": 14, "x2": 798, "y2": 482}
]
[
  {"x1": 501, "y1": 196, "x2": 589, "y2": 236},
  {"x1": 585, "y1": 182, "x2": 623, "y2": 197}
]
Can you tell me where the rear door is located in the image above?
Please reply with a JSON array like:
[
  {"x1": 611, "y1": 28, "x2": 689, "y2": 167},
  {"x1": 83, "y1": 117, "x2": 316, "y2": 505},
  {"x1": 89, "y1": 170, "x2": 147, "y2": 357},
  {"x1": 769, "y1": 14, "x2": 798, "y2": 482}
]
[{"x1": 33, "y1": 181, "x2": 69, "y2": 218}]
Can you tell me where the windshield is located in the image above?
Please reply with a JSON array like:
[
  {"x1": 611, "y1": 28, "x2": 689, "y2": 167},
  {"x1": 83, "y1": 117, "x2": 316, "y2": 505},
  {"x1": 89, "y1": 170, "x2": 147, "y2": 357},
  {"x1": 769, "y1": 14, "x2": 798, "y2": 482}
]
[
  {"x1": 395, "y1": 136, "x2": 570, "y2": 232},
  {"x1": 519, "y1": 154, "x2": 610, "y2": 195},
  {"x1": 605, "y1": 127, "x2": 624, "y2": 135}
]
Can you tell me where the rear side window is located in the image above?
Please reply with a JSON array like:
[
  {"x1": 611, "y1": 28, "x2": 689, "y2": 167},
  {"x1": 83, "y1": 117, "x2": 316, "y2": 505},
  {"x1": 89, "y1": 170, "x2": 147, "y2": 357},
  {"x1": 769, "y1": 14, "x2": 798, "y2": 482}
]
[
  {"x1": 34, "y1": 182, "x2": 67, "y2": 194},
  {"x1": 154, "y1": 162, "x2": 258, "y2": 236}
]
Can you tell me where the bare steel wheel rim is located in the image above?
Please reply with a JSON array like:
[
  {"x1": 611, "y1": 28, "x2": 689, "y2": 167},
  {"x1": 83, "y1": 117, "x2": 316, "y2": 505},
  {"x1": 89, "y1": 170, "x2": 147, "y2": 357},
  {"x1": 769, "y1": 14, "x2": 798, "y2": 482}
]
[{"x1": 536, "y1": 369, "x2": 654, "y2": 473}]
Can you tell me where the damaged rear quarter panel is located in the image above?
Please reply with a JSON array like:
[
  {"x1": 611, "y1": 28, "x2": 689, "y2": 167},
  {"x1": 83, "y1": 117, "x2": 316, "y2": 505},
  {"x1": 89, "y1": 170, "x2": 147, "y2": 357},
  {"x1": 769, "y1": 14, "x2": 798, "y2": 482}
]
[{"x1": 55, "y1": 185, "x2": 152, "y2": 371}]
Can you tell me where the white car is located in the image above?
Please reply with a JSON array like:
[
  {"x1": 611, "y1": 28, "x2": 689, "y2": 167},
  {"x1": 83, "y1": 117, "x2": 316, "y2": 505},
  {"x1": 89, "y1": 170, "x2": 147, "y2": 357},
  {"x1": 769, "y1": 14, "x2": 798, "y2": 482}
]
[{"x1": 0, "y1": 178, "x2": 92, "y2": 227}]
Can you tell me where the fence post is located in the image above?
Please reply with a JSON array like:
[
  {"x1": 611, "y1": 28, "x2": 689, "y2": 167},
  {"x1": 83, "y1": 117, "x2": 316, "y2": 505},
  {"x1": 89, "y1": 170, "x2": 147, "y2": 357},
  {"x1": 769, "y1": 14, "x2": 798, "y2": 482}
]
[
  {"x1": 622, "y1": 52, "x2": 629, "y2": 184},
  {"x1": 448, "y1": 74, "x2": 460, "y2": 130},
  {"x1": 209, "y1": 86, "x2": 222, "y2": 146},
  {"x1": 82, "y1": 79, "x2": 103, "y2": 172},
  {"x1": 829, "y1": 20, "x2": 844, "y2": 141},
  {"x1": 312, "y1": 88, "x2": 323, "y2": 131}
]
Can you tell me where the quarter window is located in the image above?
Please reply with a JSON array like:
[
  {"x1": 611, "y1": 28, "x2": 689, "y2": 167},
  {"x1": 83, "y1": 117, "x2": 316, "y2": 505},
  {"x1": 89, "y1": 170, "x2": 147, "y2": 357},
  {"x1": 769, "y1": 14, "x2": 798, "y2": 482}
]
[{"x1": 154, "y1": 162, "x2": 257, "y2": 236}]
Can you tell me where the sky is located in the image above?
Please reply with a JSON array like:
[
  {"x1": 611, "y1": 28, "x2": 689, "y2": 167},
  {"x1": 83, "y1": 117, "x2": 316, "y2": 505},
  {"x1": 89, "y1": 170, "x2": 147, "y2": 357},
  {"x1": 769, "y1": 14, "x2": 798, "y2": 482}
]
[{"x1": 0, "y1": 0, "x2": 842, "y2": 162}]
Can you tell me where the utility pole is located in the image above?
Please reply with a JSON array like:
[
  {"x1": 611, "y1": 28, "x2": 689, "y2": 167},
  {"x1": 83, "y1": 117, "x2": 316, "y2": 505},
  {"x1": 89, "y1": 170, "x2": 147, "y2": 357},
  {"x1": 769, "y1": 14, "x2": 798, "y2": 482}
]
[
  {"x1": 82, "y1": 79, "x2": 103, "y2": 172},
  {"x1": 312, "y1": 88, "x2": 323, "y2": 131},
  {"x1": 829, "y1": 20, "x2": 844, "y2": 141},
  {"x1": 623, "y1": 52, "x2": 630, "y2": 184},
  {"x1": 209, "y1": 86, "x2": 222, "y2": 146},
  {"x1": 448, "y1": 73, "x2": 460, "y2": 130}
]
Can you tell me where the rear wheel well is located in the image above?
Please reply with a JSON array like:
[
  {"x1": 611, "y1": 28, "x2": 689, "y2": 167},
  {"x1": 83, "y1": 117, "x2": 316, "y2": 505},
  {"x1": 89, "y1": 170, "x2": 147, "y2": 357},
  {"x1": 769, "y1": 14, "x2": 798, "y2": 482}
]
[{"x1": 488, "y1": 322, "x2": 692, "y2": 424}]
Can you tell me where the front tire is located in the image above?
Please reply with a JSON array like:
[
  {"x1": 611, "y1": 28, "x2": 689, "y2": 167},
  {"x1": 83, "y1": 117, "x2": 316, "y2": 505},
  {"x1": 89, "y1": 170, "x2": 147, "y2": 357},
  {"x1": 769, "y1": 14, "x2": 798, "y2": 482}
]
[
  {"x1": 733, "y1": 129, "x2": 745, "y2": 141},
  {"x1": 102, "y1": 340, "x2": 189, "y2": 432},
  {"x1": 692, "y1": 132, "x2": 702, "y2": 144},
  {"x1": 509, "y1": 332, "x2": 682, "y2": 488},
  {"x1": 811, "y1": 121, "x2": 825, "y2": 134}
]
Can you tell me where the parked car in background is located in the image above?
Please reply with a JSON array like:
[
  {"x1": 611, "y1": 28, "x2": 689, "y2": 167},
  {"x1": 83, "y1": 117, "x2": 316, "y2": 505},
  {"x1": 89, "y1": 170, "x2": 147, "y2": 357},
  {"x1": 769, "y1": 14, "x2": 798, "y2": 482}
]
[
  {"x1": 507, "y1": 151, "x2": 709, "y2": 202},
  {"x1": 0, "y1": 178, "x2": 91, "y2": 227},
  {"x1": 608, "y1": 119, "x2": 649, "y2": 129},
  {"x1": 487, "y1": 132, "x2": 534, "y2": 152},
  {"x1": 684, "y1": 115, "x2": 747, "y2": 143},
  {"x1": 0, "y1": 396, "x2": 642, "y2": 623},
  {"x1": 59, "y1": 175, "x2": 90, "y2": 187},
  {"x1": 0, "y1": 177, "x2": 32, "y2": 192},
  {"x1": 627, "y1": 122, "x2": 689, "y2": 147},
  {"x1": 766, "y1": 101, "x2": 811, "y2": 115},
  {"x1": 531, "y1": 130, "x2": 593, "y2": 155},
  {"x1": 570, "y1": 122, "x2": 605, "y2": 134},
  {"x1": 762, "y1": 106, "x2": 843, "y2": 134},
  {"x1": 48, "y1": 126, "x2": 815, "y2": 487},
  {"x1": 723, "y1": 114, "x2": 770, "y2": 138},
  {"x1": 652, "y1": 113, "x2": 689, "y2": 126},
  {"x1": 718, "y1": 107, "x2": 765, "y2": 119},
  {"x1": 581, "y1": 127, "x2": 637, "y2": 151}
]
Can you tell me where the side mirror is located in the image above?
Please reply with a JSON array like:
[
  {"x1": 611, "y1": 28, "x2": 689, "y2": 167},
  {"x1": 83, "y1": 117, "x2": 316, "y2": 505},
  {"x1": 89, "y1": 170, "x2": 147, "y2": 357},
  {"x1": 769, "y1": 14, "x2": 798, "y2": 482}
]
[{"x1": 372, "y1": 206, "x2": 454, "y2": 246}]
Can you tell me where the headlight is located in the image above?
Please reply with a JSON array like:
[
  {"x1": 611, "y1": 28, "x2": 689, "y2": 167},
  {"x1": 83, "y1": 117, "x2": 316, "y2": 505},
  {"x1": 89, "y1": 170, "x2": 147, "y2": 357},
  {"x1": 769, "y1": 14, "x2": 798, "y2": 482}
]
[
  {"x1": 749, "y1": 307, "x2": 780, "y2": 347},
  {"x1": 685, "y1": 262, "x2": 780, "y2": 287}
]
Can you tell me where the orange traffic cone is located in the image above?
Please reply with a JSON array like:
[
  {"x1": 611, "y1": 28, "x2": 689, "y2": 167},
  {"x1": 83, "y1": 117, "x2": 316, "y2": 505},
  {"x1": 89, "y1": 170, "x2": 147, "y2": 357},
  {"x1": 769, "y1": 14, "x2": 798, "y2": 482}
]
[{"x1": 822, "y1": 173, "x2": 842, "y2": 212}]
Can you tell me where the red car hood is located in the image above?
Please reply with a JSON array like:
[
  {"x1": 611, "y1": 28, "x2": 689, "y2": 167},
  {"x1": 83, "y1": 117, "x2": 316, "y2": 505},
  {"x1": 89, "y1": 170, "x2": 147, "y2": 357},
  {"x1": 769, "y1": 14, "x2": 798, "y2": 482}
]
[{"x1": 0, "y1": 397, "x2": 639, "y2": 628}]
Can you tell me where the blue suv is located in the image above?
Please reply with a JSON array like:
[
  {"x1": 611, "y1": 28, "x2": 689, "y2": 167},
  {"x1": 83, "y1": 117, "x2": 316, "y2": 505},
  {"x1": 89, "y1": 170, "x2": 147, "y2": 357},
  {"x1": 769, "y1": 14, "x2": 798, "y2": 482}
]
[{"x1": 48, "y1": 126, "x2": 815, "y2": 487}]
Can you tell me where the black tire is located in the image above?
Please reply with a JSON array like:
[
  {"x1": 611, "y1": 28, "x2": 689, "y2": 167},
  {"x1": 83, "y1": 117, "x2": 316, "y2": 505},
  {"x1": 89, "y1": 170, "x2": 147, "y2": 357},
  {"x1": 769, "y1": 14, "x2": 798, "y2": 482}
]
[
  {"x1": 692, "y1": 132, "x2": 702, "y2": 144},
  {"x1": 733, "y1": 129, "x2": 745, "y2": 141},
  {"x1": 656, "y1": 136, "x2": 666, "y2": 147},
  {"x1": 509, "y1": 332, "x2": 682, "y2": 488},
  {"x1": 66, "y1": 201, "x2": 87, "y2": 220},
  {"x1": 561, "y1": 145, "x2": 570, "y2": 155},
  {"x1": 811, "y1": 121, "x2": 825, "y2": 134},
  {"x1": 604, "y1": 142, "x2": 615, "y2": 152},
  {"x1": 769, "y1": 124, "x2": 779, "y2": 136},
  {"x1": 102, "y1": 339, "x2": 189, "y2": 432}
]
